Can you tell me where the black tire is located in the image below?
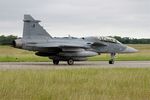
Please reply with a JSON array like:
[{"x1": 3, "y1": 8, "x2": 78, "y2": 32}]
[
  {"x1": 53, "y1": 60, "x2": 59, "y2": 65},
  {"x1": 67, "y1": 59, "x2": 74, "y2": 65},
  {"x1": 109, "y1": 60, "x2": 114, "y2": 64}
]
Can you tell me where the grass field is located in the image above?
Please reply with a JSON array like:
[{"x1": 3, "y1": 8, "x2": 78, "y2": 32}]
[
  {"x1": 0, "y1": 68, "x2": 150, "y2": 100},
  {"x1": 0, "y1": 45, "x2": 150, "y2": 100},
  {"x1": 0, "y1": 45, "x2": 48, "y2": 62},
  {"x1": 0, "y1": 44, "x2": 150, "y2": 62}
]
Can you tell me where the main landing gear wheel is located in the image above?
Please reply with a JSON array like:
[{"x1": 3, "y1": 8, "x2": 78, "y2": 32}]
[
  {"x1": 67, "y1": 59, "x2": 74, "y2": 65},
  {"x1": 53, "y1": 60, "x2": 59, "y2": 65},
  {"x1": 109, "y1": 53, "x2": 116, "y2": 64}
]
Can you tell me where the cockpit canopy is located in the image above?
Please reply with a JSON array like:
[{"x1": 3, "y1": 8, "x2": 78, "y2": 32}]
[
  {"x1": 98, "y1": 36, "x2": 121, "y2": 43},
  {"x1": 83, "y1": 36, "x2": 121, "y2": 44}
]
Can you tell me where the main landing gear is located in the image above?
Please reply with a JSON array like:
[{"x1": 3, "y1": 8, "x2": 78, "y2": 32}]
[
  {"x1": 53, "y1": 60, "x2": 59, "y2": 65},
  {"x1": 109, "y1": 53, "x2": 116, "y2": 64},
  {"x1": 53, "y1": 58, "x2": 74, "y2": 65},
  {"x1": 67, "y1": 59, "x2": 74, "y2": 65}
]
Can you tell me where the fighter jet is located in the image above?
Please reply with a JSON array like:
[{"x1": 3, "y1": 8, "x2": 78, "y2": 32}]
[{"x1": 12, "y1": 15, "x2": 138, "y2": 65}]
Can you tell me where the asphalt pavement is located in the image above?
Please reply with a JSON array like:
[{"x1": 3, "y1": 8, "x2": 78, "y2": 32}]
[{"x1": 0, "y1": 61, "x2": 150, "y2": 70}]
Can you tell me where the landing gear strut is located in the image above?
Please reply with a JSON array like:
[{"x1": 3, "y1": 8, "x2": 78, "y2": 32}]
[{"x1": 109, "y1": 53, "x2": 116, "y2": 64}]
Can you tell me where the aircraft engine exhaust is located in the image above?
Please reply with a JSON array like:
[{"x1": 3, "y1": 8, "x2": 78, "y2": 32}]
[{"x1": 12, "y1": 39, "x2": 23, "y2": 48}]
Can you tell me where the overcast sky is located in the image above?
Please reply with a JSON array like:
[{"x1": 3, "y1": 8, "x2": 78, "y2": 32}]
[{"x1": 0, "y1": 0, "x2": 150, "y2": 38}]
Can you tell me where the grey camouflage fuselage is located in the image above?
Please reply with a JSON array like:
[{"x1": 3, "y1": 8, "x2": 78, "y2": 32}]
[{"x1": 13, "y1": 15, "x2": 138, "y2": 65}]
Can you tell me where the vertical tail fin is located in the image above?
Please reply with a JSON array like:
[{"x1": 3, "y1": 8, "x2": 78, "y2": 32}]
[{"x1": 23, "y1": 15, "x2": 52, "y2": 42}]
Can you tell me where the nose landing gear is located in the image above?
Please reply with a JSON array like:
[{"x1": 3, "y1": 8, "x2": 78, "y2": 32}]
[{"x1": 109, "y1": 53, "x2": 116, "y2": 64}]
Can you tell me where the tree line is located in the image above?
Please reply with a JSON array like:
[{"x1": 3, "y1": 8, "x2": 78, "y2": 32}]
[
  {"x1": 0, "y1": 35, "x2": 149, "y2": 45},
  {"x1": 113, "y1": 36, "x2": 150, "y2": 44},
  {"x1": 0, "y1": 35, "x2": 17, "y2": 45}
]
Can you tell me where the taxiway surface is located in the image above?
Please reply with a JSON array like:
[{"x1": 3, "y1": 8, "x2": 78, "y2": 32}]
[{"x1": 0, "y1": 61, "x2": 150, "y2": 69}]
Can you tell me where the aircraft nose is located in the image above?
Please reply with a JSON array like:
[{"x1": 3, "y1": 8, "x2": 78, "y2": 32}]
[{"x1": 122, "y1": 46, "x2": 138, "y2": 53}]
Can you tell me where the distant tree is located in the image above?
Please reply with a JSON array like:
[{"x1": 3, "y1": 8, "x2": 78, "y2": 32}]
[{"x1": 0, "y1": 35, "x2": 17, "y2": 45}]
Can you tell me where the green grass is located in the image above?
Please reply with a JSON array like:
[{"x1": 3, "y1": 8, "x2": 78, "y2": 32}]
[
  {"x1": 0, "y1": 44, "x2": 150, "y2": 62},
  {"x1": 0, "y1": 46, "x2": 49, "y2": 62},
  {"x1": 0, "y1": 68, "x2": 150, "y2": 100}
]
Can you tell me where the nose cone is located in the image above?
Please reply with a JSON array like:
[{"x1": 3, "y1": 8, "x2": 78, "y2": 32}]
[{"x1": 122, "y1": 46, "x2": 138, "y2": 53}]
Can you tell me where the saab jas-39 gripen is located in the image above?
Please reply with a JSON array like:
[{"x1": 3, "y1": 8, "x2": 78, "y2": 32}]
[{"x1": 12, "y1": 15, "x2": 138, "y2": 65}]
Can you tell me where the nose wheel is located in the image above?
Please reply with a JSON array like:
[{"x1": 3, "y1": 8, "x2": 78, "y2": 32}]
[
  {"x1": 109, "y1": 59, "x2": 114, "y2": 64},
  {"x1": 109, "y1": 53, "x2": 116, "y2": 64}
]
